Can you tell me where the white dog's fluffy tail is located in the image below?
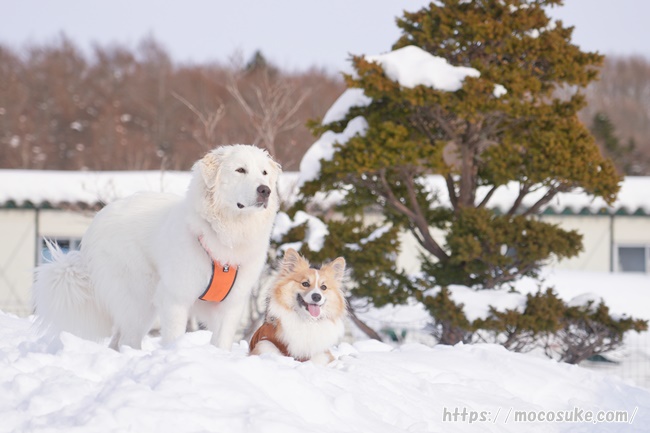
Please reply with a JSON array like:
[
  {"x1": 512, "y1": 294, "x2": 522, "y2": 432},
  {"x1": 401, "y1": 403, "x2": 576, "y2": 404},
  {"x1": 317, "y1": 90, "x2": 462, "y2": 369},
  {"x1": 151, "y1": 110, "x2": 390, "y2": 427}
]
[{"x1": 32, "y1": 241, "x2": 112, "y2": 341}]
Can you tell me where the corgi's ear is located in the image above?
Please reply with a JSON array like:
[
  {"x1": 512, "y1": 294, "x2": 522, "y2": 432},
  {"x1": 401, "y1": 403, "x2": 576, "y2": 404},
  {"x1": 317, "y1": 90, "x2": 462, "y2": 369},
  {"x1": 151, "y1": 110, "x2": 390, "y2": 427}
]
[
  {"x1": 327, "y1": 256, "x2": 346, "y2": 283},
  {"x1": 280, "y1": 248, "x2": 307, "y2": 276}
]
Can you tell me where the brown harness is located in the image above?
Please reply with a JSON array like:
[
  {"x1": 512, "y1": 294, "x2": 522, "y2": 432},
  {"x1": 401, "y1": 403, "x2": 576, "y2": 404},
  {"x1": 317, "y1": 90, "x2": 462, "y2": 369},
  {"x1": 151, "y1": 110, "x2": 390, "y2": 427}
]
[
  {"x1": 249, "y1": 322, "x2": 290, "y2": 356},
  {"x1": 249, "y1": 320, "x2": 308, "y2": 362}
]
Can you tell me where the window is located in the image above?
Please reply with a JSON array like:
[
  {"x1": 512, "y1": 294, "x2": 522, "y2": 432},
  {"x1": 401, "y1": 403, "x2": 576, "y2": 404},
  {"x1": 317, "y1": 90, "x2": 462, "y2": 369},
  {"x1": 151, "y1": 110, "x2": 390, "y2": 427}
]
[
  {"x1": 617, "y1": 246, "x2": 648, "y2": 273},
  {"x1": 39, "y1": 237, "x2": 81, "y2": 265}
]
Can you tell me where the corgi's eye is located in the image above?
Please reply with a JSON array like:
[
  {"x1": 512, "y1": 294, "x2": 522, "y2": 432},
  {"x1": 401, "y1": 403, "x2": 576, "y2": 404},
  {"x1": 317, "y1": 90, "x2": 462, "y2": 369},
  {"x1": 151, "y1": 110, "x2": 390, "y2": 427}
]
[
  {"x1": 320, "y1": 285, "x2": 327, "y2": 291},
  {"x1": 236, "y1": 167, "x2": 246, "y2": 174},
  {"x1": 301, "y1": 281, "x2": 310, "y2": 288}
]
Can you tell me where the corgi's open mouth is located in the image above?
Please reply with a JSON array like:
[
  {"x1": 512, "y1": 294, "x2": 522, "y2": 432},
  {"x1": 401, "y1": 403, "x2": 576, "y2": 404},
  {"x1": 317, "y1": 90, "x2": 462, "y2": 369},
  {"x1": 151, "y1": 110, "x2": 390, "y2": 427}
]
[{"x1": 296, "y1": 294, "x2": 322, "y2": 318}]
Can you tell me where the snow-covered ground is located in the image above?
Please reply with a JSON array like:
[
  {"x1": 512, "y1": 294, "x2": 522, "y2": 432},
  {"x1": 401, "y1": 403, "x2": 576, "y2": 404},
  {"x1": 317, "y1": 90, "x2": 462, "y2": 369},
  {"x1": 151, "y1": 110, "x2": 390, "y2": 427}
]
[
  {"x1": 1, "y1": 310, "x2": 649, "y2": 433},
  {"x1": 356, "y1": 268, "x2": 650, "y2": 390}
]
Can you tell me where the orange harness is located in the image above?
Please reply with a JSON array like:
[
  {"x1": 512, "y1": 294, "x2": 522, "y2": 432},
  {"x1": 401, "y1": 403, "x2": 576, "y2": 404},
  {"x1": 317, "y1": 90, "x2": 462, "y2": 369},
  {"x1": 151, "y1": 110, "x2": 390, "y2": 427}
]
[{"x1": 198, "y1": 237, "x2": 238, "y2": 303}]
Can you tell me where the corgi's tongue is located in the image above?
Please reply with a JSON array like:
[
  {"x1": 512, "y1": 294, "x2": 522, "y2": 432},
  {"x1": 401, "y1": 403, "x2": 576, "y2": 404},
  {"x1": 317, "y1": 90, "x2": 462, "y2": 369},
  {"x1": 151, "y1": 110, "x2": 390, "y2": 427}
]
[{"x1": 307, "y1": 303, "x2": 321, "y2": 317}]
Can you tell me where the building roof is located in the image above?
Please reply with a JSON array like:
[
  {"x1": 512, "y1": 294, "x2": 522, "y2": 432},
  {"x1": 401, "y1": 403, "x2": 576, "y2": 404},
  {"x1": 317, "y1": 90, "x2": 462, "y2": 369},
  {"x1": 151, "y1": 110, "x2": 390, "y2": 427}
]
[{"x1": 0, "y1": 170, "x2": 648, "y2": 216}]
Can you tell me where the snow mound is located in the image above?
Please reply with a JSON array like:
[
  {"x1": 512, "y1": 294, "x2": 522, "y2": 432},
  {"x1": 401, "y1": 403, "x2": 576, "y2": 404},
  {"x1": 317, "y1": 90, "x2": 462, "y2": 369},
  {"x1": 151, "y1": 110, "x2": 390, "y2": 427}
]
[{"x1": 1, "y1": 311, "x2": 649, "y2": 433}]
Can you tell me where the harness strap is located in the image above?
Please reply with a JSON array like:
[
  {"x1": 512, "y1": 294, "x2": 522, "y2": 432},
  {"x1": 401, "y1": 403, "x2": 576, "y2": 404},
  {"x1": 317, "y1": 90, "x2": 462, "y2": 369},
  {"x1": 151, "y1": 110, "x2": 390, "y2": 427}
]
[
  {"x1": 249, "y1": 319, "x2": 308, "y2": 362},
  {"x1": 249, "y1": 322, "x2": 291, "y2": 357},
  {"x1": 198, "y1": 236, "x2": 238, "y2": 302},
  {"x1": 198, "y1": 260, "x2": 238, "y2": 302}
]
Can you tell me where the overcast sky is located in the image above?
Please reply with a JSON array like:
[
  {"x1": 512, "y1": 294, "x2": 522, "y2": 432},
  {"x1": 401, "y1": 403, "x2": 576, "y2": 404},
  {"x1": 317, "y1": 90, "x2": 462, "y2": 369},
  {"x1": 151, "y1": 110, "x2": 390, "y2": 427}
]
[{"x1": 2, "y1": 0, "x2": 649, "y2": 72}]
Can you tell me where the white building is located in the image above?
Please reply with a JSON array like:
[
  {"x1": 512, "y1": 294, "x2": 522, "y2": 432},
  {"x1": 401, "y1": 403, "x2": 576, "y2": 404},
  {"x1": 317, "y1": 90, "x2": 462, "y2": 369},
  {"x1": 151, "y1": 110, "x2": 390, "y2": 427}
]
[{"x1": 1, "y1": 169, "x2": 649, "y2": 316}]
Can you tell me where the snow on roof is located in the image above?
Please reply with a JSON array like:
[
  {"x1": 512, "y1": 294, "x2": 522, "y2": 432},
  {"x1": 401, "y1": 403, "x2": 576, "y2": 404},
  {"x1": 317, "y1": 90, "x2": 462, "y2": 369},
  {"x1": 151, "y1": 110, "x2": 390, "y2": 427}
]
[
  {"x1": 419, "y1": 176, "x2": 647, "y2": 215},
  {"x1": 0, "y1": 169, "x2": 306, "y2": 210},
  {"x1": 0, "y1": 170, "x2": 191, "y2": 208},
  {"x1": 0, "y1": 169, "x2": 647, "y2": 215}
]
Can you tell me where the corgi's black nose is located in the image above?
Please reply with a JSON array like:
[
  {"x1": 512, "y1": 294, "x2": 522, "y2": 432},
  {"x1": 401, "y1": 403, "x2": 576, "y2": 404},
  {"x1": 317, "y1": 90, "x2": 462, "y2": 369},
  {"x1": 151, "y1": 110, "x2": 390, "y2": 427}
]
[{"x1": 311, "y1": 293, "x2": 322, "y2": 303}]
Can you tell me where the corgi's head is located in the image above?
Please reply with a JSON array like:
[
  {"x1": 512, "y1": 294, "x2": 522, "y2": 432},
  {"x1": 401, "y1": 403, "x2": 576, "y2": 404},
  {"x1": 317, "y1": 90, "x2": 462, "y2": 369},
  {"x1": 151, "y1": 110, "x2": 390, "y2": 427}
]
[{"x1": 269, "y1": 248, "x2": 347, "y2": 321}]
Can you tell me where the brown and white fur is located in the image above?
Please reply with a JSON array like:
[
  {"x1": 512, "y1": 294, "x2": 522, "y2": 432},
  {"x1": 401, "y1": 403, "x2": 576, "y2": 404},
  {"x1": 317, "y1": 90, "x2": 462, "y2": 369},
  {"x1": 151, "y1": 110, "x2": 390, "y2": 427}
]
[{"x1": 249, "y1": 248, "x2": 347, "y2": 364}]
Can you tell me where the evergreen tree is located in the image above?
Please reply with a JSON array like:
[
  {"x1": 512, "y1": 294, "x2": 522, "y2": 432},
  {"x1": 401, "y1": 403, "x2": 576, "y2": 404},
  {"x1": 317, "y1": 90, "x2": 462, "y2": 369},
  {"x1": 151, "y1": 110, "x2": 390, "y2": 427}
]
[
  {"x1": 590, "y1": 111, "x2": 643, "y2": 175},
  {"x1": 301, "y1": 0, "x2": 620, "y2": 292}
]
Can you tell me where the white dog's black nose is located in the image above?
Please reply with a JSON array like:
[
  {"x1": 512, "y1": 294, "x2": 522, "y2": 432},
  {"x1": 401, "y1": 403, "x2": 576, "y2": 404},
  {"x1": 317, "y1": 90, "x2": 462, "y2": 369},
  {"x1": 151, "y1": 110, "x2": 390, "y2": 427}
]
[
  {"x1": 257, "y1": 185, "x2": 271, "y2": 198},
  {"x1": 311, "y1": 293, "x2": 322, "y2": 303}
]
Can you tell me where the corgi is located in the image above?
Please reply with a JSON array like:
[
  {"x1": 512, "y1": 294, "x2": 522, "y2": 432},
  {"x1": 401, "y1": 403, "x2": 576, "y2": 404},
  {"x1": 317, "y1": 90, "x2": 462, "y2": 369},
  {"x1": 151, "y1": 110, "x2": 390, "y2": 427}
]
[{"x1": 249, "y1": 248, "x2": 347, "y2": 364}]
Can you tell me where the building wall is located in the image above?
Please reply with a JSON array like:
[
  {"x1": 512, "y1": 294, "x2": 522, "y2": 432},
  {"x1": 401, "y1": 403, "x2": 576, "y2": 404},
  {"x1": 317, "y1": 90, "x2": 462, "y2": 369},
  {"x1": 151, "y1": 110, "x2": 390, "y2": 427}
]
[
  {"x1": 611, "y1": 216, "x2": 650, "y2": 272},
  {"x1": 540, "y1": 215, "x2": 613, "y2": 272},
  {"x1": 541, "y1": 215, "x2": 650, "y2": 272},
  {"x1": 39, "y1": 209, "x2": 95, "y2": 239},
  {"x1": 395, "y1": 214, "x2": 650, "y2": 275},
  {"x1": 0, "y1": 208, "x2": 94, "y2": 316},
  {"x1": 0, "y1": 209, "x2": 37, "y2": 316},
  {"x1": 1, "y1": 208, "x2": 649, "y2": 316}
]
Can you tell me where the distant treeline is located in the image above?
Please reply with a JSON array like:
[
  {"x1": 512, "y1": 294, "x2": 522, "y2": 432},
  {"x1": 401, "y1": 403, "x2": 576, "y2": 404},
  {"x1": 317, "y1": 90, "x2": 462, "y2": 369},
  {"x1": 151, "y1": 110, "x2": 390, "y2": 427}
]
[
  {"x1": 0, "y1": 35, "x2": 648, "y2": 174},
  {"x1": 0, "y1": 35, "x2": 344, "y2": 171},
  {"x1": 580, "y1": 56, "x2": 650, "y2": 175}
]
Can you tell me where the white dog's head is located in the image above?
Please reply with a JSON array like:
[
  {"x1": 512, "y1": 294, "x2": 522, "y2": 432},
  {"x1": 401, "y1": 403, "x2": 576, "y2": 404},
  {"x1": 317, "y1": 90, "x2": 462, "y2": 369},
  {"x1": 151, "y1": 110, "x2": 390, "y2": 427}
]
[{"x1": 191, "y1": 144, "x2": 282, "y2": 221}]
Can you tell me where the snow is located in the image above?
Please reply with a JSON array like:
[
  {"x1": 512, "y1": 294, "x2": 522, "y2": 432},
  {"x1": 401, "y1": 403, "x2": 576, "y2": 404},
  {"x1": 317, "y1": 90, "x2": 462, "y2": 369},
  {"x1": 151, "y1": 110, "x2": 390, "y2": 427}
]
[
  {"x1": 354, "y1": 269, "x2": 650, "y2": 391},
  {"x1": 4, "y1": 170, "x2": 648, "y2": 216},
  {"x1": 0, "y1": 170, "x2": 191, "y2": 207},
  {"x1": 321, "y1": 88, "x2": 372, "y2": 125},
  {"x1": 1, "y1": 310, "x2": 649, "y2": 433},
  {"x1": 297, "y1": 116, "x2": 368, "y2": 187},
  {"x1": 272, "y1": 211, "x2": 329, "y2": 252},
  {"x1": 441, "y1": 285, "x2": 527, "y2": 321},
  {"x1": 493, "y1": 83, "x2": 508, "y2": 97},
  {"x1": 516, "y1": 269, "x2": 650, "y2": 321},
  {"x1": 419, "y1": 175, "x2": 650, "y2": 215},
  {"x1": 345, "y1": 224, "x2": 392, "y2": 251},
  {"x1": 366, "y1": 45, "x2": 481, "y2": 91},
  {"x1": 362, "y1": 269, "x2": 650, "y2": 330}
]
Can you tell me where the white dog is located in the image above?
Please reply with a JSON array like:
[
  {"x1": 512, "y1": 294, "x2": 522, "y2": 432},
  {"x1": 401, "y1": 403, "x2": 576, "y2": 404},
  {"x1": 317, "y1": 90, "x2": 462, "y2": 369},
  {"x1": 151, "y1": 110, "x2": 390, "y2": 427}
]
[{"x1": 32, "y1": 144, "x2": 281, "y2": 350}]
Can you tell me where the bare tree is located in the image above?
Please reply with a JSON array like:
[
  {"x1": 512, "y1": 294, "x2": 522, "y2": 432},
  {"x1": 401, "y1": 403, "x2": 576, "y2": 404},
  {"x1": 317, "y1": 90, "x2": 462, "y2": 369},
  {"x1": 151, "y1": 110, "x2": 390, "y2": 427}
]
[
  {"x1": 172, "y1": 91, "x2": 225, "y2": 151},
  {"x1": 227, "y1": 66, "x2": 310, "y2": 160}
]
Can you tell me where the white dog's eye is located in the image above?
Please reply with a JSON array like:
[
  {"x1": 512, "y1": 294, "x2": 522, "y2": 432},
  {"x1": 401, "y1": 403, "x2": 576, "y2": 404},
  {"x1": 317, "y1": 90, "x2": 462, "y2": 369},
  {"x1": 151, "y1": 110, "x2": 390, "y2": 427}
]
[
  {"x1": 262, "y1": 170, "x2": 268, "y2": 176},
  {"x1": 301, "y1": 281, "x2": 310, "y2": 288},
  {"x1": 236, "y1": 167, "x2": 247, "y2": 174},
  {"x1": 320, "y1": 284, "x2": 327, "y2": 291}
]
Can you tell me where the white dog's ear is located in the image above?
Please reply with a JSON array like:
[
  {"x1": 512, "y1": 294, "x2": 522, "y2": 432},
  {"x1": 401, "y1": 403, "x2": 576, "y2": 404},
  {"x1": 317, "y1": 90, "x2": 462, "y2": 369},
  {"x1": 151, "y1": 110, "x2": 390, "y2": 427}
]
[
  {"x1": 280, "y1": 248, "x2": 304, "y2": 276},
  {"x1": 199, "y1": 149, "x2": 224, "y2": 186},
  {"x1": 272, "y1": 160, "x2": 282, "y2": 174},
  {"x1": 327, "y1": 257, "x2": 346, "y2": 283}
]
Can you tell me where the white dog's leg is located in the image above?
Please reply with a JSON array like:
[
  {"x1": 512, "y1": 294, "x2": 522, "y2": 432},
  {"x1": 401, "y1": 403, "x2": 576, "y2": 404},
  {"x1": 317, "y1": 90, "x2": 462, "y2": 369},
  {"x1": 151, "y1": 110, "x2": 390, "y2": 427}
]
[
  {"x1": 159, "y1": 302, "x2": 190, "y2": 345},
  {"x1": 109, "y1": 331, "x2": 121, "y2": 351},
  {"x1": 206, "y1": 301, "x2": 246, "y2": 350},
  {"x1": 119, "y1": 331, "x2": 144, "y2": 350}
]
